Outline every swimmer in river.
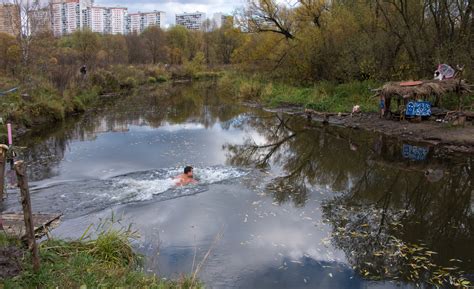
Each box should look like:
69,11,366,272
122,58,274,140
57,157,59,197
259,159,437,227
174,166,198,186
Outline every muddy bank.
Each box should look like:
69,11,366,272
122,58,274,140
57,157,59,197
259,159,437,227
247,102,474,154
335,113,474,153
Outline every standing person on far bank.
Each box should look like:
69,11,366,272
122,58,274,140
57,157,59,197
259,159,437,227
80,65,87,79
380,95,386,118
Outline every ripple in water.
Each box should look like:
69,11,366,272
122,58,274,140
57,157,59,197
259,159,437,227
111,166,249,202
7,166,249,219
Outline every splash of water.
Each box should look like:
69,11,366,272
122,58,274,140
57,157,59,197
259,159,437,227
112,166,248,202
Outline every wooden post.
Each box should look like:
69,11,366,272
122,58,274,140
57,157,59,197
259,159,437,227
0,144,8,201
14,161,40,272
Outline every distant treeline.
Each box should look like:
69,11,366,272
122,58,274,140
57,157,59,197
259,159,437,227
0,20,240,90
0,0,473,87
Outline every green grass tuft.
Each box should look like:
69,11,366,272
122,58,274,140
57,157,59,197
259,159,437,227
219,72,382,113
2,219,203,289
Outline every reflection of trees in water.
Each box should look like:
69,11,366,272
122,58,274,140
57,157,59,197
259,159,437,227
322,162,473,286
17,82,245,181
223,113,473,285
225,114,376,206
18,117,97,181
323,155,473,270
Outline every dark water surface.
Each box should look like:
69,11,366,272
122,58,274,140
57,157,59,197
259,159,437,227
3,82,473,288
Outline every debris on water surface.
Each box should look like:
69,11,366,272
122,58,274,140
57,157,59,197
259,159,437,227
291,260,302,264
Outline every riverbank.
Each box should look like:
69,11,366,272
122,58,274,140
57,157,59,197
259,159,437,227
0,225,201,288
307,110,474,153
219,73,474,153
0,65,165,141
0,64,223,142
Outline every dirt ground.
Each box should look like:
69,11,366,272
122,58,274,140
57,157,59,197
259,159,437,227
335,113,474,153
306,113,474,153
255,103,474,154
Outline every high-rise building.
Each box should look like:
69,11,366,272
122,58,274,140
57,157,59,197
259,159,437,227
176,12,206,30
106,7,127,34
50,0,91,36
127,13,141,34
0,3,20,36
28,8,52,35
87,6,105,33
84,6,127,34
126,11,165,34
142,11,166,30
48,0,166,36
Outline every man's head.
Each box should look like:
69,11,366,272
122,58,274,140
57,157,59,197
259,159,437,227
184,166,193,177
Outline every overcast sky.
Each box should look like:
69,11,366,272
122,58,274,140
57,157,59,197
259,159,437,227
94,0,245,26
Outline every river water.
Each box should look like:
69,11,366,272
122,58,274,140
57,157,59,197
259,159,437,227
2,82,473,288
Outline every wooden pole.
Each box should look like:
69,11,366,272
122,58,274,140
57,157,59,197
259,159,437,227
0,144,8,201
14,160,40,272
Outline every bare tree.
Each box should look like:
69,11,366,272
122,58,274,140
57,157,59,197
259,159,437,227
1,0,42,68
243,0,296,39
297,0,329,28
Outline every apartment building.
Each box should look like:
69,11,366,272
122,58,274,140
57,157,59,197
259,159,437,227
28,8,52,35
142,11,165,30
127,11,165,34
87,6,105,33
85,6,128,34
108,7,127,34
50,0,90,36
176,12,206,30
127,13,141,33
0,3,20,36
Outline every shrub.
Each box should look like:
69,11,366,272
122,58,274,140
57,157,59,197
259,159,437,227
91,70,120,93
155,75,168,83
121,77,138,89
239,81,264,100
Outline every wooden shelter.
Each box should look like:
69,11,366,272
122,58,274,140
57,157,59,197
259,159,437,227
373,78,472,116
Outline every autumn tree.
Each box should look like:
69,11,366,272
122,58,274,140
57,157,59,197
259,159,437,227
141,26,167,64
125,33,147,64
102,34,128,65
167,25,189,65
70,29,100,67
0,32,20,74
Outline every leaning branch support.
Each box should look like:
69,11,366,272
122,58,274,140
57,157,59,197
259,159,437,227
0,144,8,201
14,160,40,272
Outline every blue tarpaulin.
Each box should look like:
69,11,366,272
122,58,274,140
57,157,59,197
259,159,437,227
402,144,429,161
0,87,18,96
405,101,431,117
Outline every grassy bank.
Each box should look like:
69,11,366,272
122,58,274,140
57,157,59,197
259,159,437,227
217,73,381,112
0,63,227,143
218,72,474,113
0,64,171,142
0,225,202,289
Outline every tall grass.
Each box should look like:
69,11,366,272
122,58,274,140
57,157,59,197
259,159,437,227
2,217,203,289
218,72,381,112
